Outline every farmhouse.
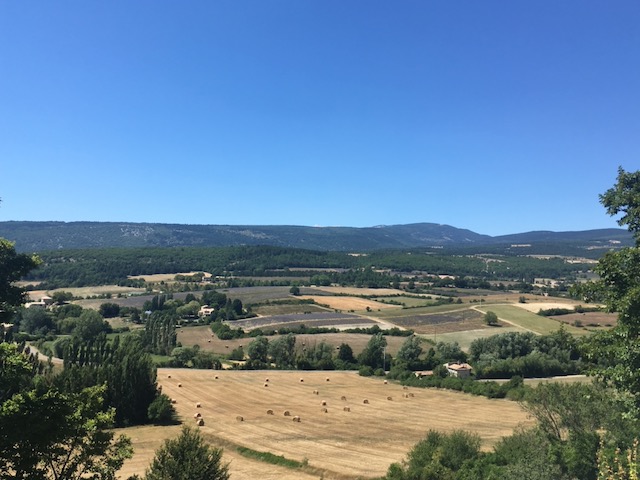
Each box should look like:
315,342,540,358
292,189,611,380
198,305,215,317
25,301,47,309
444,362,473,378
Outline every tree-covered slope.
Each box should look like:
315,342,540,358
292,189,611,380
0,221,631,252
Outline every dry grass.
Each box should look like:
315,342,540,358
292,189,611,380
128,272,210,282
512,300,586,313
311,286,406,296
300,295,399,312
28,285,146,301
117,369,532,479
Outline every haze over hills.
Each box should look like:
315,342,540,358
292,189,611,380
0,221,632,253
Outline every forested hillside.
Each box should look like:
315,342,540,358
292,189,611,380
0,220,631,252
25,245,595,288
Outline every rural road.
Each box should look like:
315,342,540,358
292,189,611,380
27,344,64,366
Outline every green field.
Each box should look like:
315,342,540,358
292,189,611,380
373,303,469,320
474,305,586,335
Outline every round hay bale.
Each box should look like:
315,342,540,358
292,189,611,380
264,383,269,387
236,415,244,422
321,407,328,413
403,386,409,390
403,393,409,398
167,375,171,379
196,402,201,408
283,410,291,416
177,383,182,388
363,399,369,404
299,378,304,383
196,418,205,426
325,377,330,382
312,389,318,395
214,375,219,380
387,396,393,401
292,415,301,422
409,393,415,397
321,400,327,406
171,398,177,404
265,378,269,382
340,396,347,401
267,409,274,415
383,380,388,384
343,406,350,412
208,339,211,343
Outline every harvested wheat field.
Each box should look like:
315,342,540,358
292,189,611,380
131,369,532,479
300,295,399,311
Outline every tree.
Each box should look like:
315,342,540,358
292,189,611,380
99,302,121,318
56,335,159,427
72,309,111,341
51,290,74,304
581,168,640,414
395,335,423,370
0,238,40,323
0,382,132,480
145,426,229,480
337,342,355,364
0,342,40,402
386,429,481,480
18,306,55,335
600,167,640,240
483,310,499,326
147,393,177,425
268,333,296,368
358,333,387,370
246,336,269,368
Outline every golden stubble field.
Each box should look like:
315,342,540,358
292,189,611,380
119,369,532,479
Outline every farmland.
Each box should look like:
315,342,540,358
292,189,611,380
118,369,532,479
176,325,411,357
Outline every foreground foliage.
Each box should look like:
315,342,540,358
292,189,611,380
0,239,40,324
0,343,132,480
145,426,229,480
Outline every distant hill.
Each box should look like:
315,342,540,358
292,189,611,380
0,221,632,253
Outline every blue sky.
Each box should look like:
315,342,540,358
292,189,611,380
1,1,638,236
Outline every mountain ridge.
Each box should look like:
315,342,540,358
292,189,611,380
0,220,632,253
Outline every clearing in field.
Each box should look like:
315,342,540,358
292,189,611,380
121,369,531,479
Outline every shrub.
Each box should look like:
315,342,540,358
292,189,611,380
147,394,177,425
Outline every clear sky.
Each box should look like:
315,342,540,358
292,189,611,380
1,1,638,236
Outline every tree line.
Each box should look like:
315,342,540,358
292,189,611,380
23,244,594,289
